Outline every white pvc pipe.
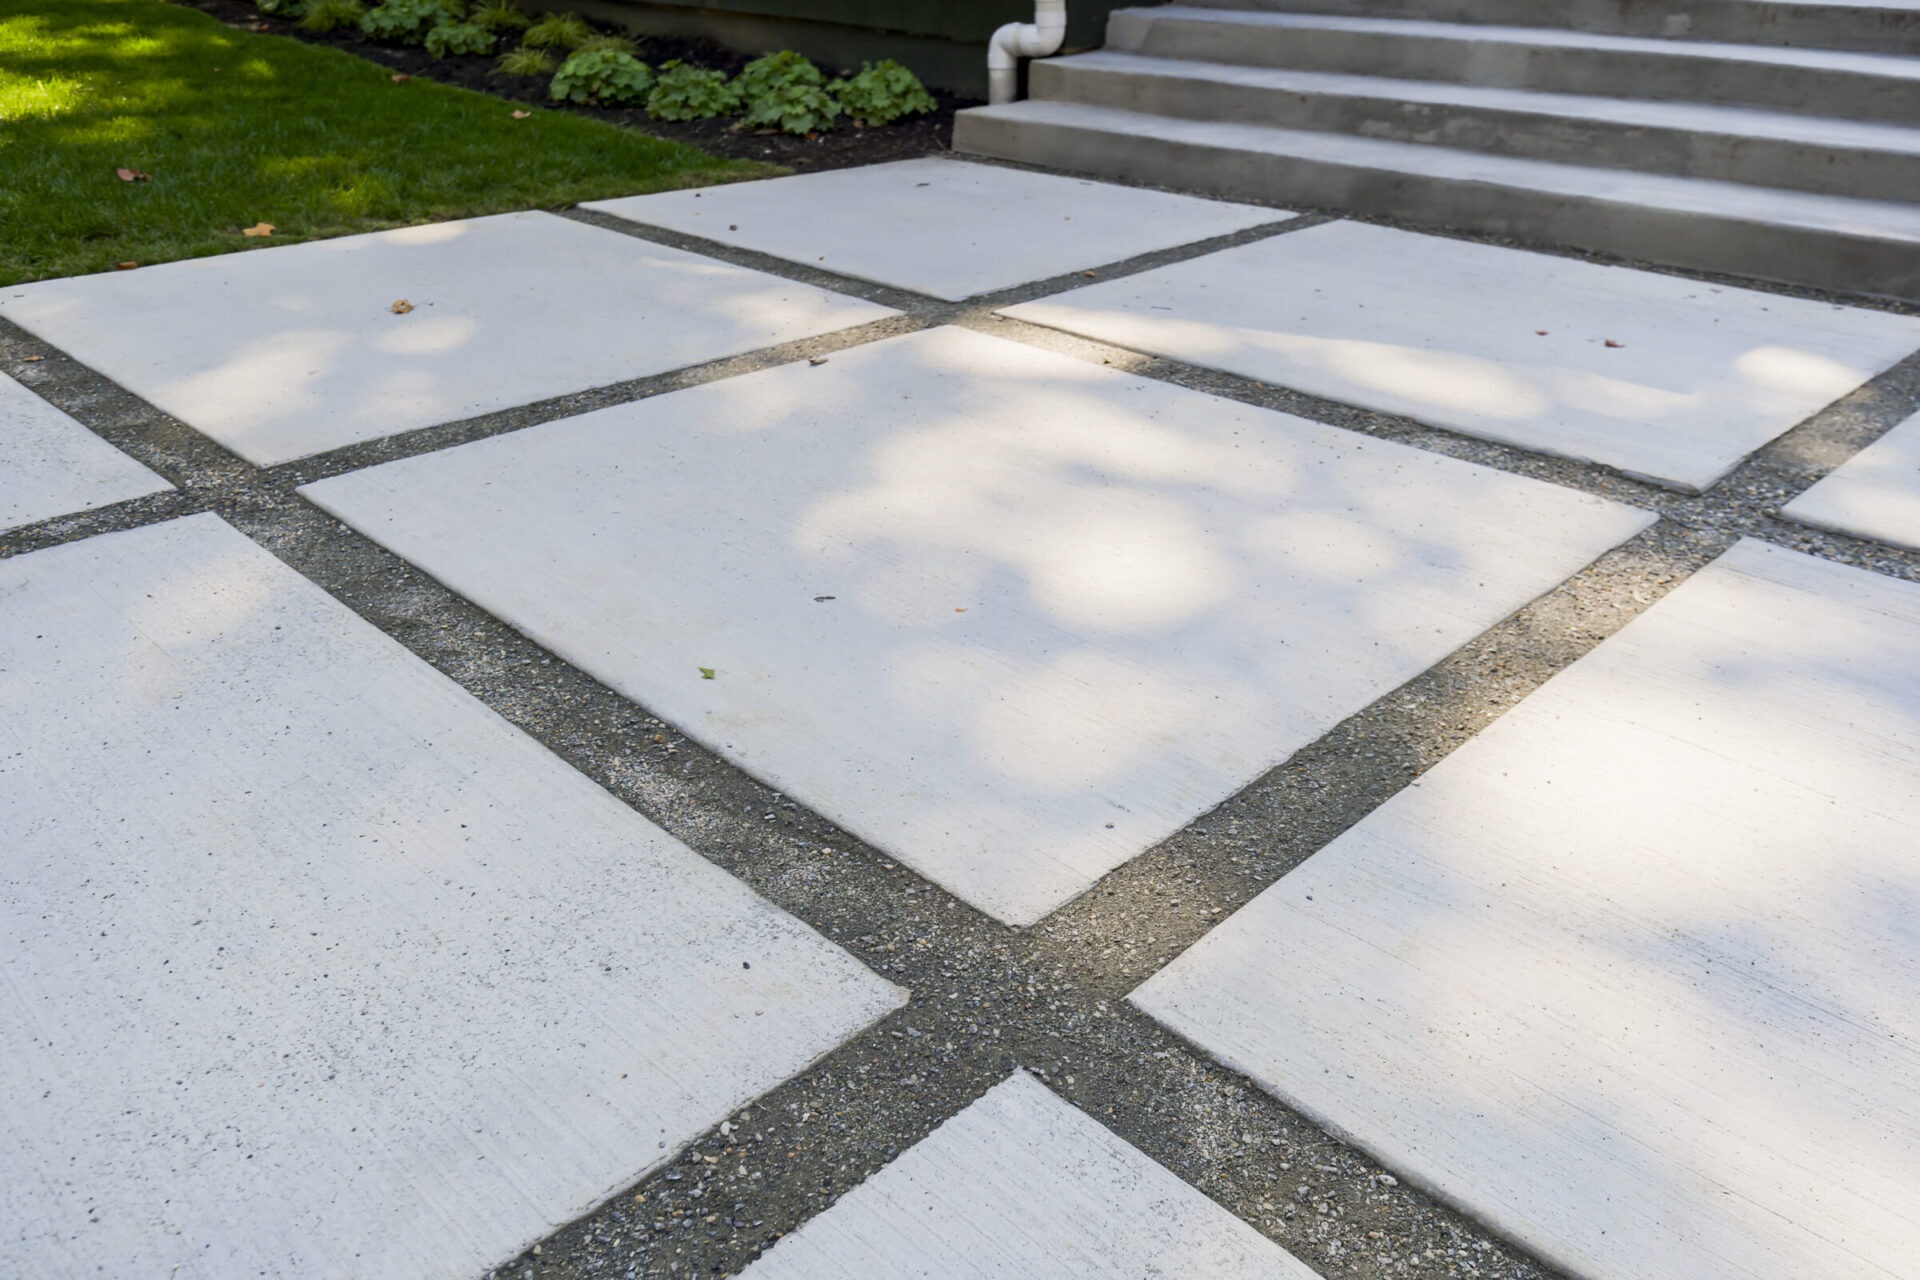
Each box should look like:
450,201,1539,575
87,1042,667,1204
987,0,1068,105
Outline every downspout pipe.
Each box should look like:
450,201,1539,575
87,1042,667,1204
987,0,1067,105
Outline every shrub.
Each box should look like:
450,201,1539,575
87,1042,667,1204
573,34,637,55
424,20,494,55
832,60,936,126
521,12,593,50
495,45,556,76
736,51,840,134
360,0,450,43
297,0,363,31
469,0,528,31
549,49,654,104
645,60,740,121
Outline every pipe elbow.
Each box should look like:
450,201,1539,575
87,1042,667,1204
987,2,1067,103
987,21,1026,72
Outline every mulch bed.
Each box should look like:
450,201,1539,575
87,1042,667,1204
178,0,980,172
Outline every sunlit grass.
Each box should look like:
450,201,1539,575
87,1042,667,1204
0,0,770,284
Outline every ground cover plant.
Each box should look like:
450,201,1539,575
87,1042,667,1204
242,0,944,139
0,0,763,284
550,48,653,105
645,60,741,121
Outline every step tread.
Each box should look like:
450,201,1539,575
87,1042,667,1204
1049,49,1920,154
959,99,1920,242
1125,4,1920,78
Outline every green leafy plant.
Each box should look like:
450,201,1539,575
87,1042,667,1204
549,49,654,104
573,33,637,55
735,50,822,99
297,0,363,31
256,0,308,16
424,20,494,55
736,51,839,134
360,0,450,43
644,60,741,121
469,0,528,31
521,11,593,49
739,81,840,134
832,59,936,126
494,45,556,76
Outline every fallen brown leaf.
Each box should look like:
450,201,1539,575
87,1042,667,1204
242,222,275,237
23,355,45,362
511,110,532,119
115,168,150,183
1535,329,1550,336
1605,339,1625,348
114,261,139,270
390,299,415,314
391,73,412,83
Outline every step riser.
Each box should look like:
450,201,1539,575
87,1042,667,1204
952,110,1920,303
1181,0,1920,57
1108,12,1920,124
1032,61,1920,203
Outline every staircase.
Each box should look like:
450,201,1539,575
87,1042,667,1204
952,1,1920,302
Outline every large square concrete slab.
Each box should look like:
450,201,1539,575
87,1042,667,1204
584,158,1285,301
1135,540,1920,1280
740,1072,1317,1280
302,326,1651,924
1,370,169,532
0,514,902,1279
0,212,894,467
1783,410,1920,553
1003,221,1920,491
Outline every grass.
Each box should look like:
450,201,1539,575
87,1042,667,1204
0,0,771,284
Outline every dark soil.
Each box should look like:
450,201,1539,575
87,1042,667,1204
178,0,979,172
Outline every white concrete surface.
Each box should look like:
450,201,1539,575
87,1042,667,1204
1783,410,1920,553
0,213,895,467
584,158,1285,301
302,326,1651,924
0,370,170,532
740,1072,1318,1280
1135,539,1920,1280
0,514,903,1280
1003,221,1920,490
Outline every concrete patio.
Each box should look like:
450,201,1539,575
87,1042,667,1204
3,156,1917,1280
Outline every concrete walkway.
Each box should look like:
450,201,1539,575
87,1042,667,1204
2,157,1917,1280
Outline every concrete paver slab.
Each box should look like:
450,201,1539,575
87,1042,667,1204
739,1072,1318,1280
584,158,1286,301
1783,410,1920,553
0,212,895,467
1002,221,1920,491
302,326,1652,924
1134,539,1920,1280
0,370,170,532
0,514,903,1280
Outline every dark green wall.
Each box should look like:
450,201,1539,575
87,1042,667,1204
557,0,1135,96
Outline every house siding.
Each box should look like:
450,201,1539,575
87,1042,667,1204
558,0,1134,95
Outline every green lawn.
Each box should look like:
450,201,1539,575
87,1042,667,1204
0,0,768,284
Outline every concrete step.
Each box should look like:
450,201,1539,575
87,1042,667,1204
1107,7,1920,123
952,100,1920,302
1033,52,1920,202
1184,0,1920,57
